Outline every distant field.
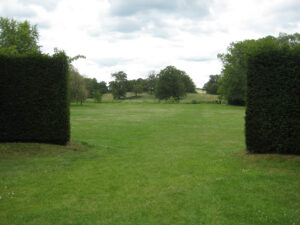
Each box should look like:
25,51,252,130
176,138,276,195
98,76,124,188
196,89,206,94
0,103,299,225
101,91,219,103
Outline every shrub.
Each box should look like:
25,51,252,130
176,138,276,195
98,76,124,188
246,41,300,154
0,52,70,145
94,90,102,103
166,96,179,104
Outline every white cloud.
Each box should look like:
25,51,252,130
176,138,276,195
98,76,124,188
1,0,300,87
0,0,36,18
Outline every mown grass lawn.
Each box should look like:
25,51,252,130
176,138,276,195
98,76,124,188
0,103,299,225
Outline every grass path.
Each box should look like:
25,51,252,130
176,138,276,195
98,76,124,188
0,103,299,225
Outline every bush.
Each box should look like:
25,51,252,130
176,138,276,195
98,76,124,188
0,52,70,145
246,41,300,154
166,96,179,104
94,90,102,103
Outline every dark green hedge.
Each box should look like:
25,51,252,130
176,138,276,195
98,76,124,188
246,43,300,154
0,53,70,145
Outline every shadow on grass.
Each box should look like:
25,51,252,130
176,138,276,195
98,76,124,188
236,150,300,172
0,142,91,158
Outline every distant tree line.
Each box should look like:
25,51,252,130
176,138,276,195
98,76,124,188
109,66,196,100
203,33,300,105
202,75,221,95
69,66,196,103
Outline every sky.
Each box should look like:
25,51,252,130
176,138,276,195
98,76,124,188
1,0,300,87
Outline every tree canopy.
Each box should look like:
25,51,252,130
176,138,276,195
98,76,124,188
203,75,221,95
217,32,300,105
69,67,88,104
155,66,186,101
0,17,40,54
110,71,128,99
146,72,158,94
180,71,196,93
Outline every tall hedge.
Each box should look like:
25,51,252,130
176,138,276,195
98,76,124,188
246,42,300,154
0,53,70,145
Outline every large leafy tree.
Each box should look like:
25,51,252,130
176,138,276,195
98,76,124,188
69,67,88,105
155,66,186,101
109,71,128,99
180,71,196,93
218,33,300,106
218,39,256,105
203,75,221,95
0,17,40,54
146,71,158,94
84,77,99,98
98,81,108,94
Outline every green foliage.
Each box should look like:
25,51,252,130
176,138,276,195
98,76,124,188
131,79,144,96
54,48,86,65
98,81,108,94
277,32,300,47
218,33,300,106
0,46,19,55
110,71,128,99
155,66,186,100
246,39,300,154
84,78,98,98
203,74,222,95
0,53,69,145
94,90,102,103
69,67,88,104
166,96,179,104
218,40,256,105
180,71,196,93
0,17,40,54
146,71,157,94
84,78,108,98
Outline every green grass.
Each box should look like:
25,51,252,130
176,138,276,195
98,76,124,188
0,103,299,225
101,91,219,103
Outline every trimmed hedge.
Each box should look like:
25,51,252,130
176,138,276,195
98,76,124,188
246,42,300,154
0,53,70,145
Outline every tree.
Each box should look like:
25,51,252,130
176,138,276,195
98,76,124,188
84,77,97,98
98,81,108,94
218,32,300,106
69,67,88,104
110,71,127,99
180,72,196,93
276,32,300,47
131,79,144,96
0,17,40,54
203,75,221,95
125,79,135,92
155,66,186,101
84,78,108,98
146,71,157,94
53,48,87,104
94,90,102,103
218,39,256,105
